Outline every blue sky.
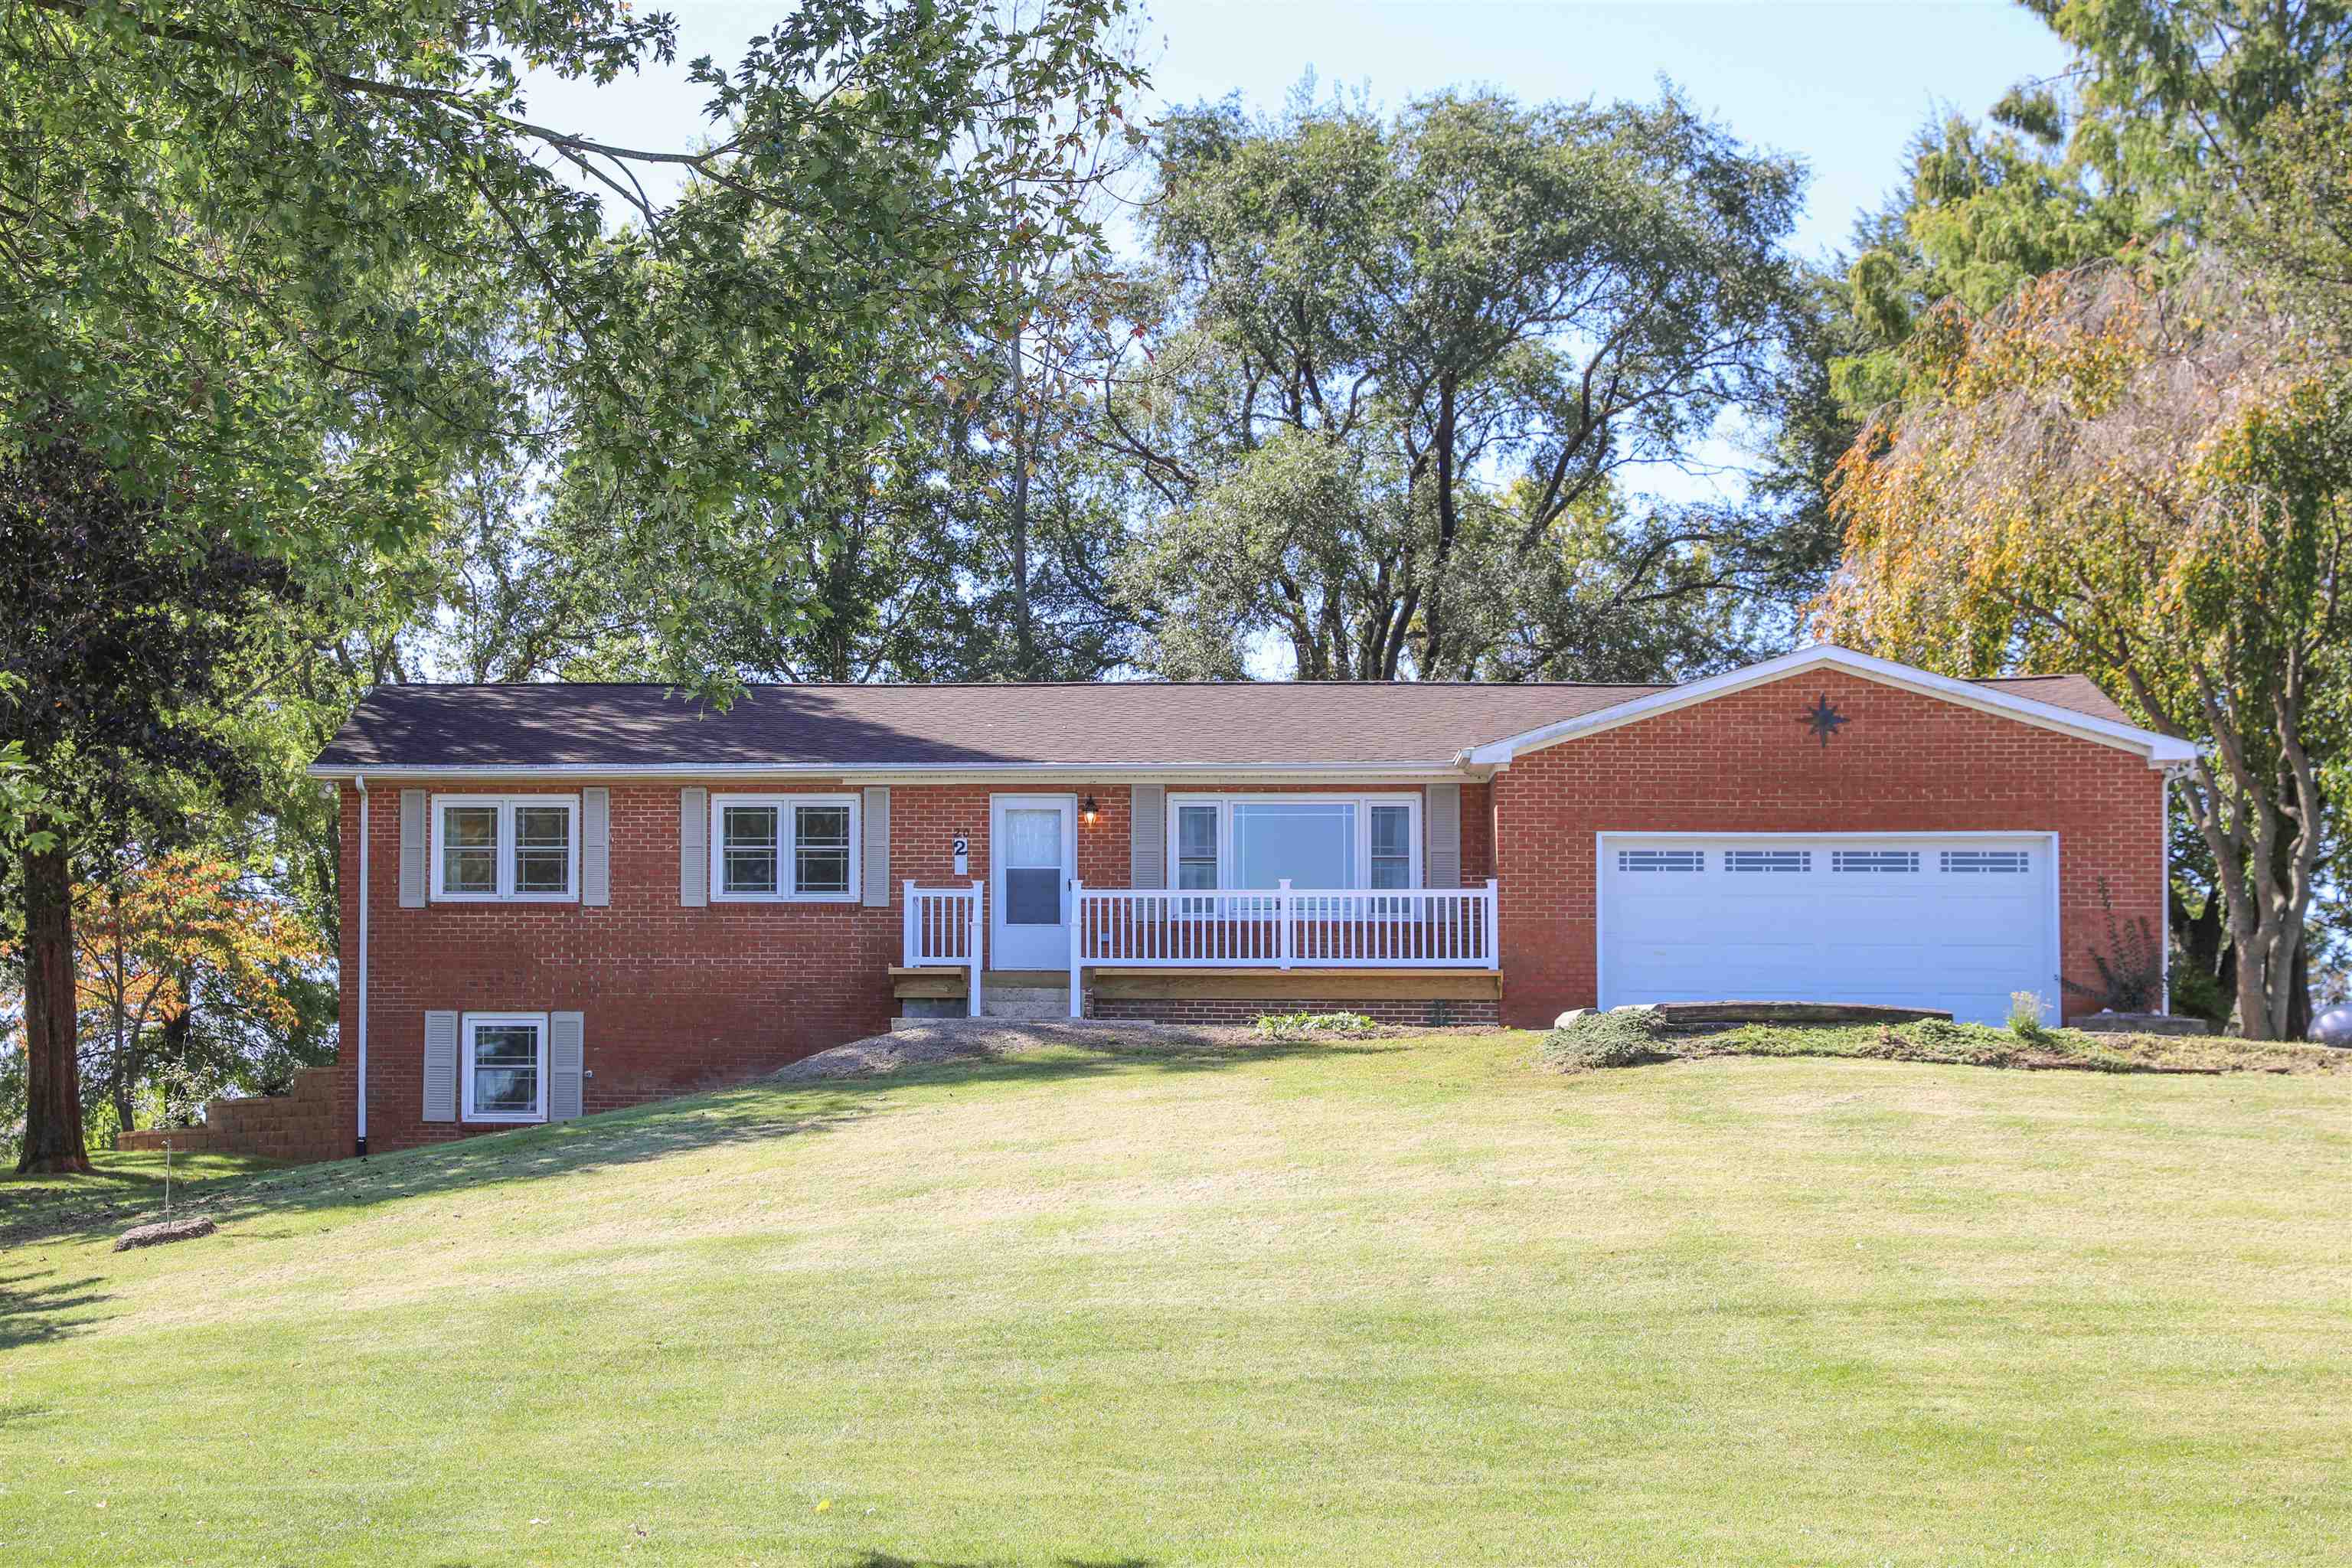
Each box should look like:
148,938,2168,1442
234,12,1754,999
524,0,2074,265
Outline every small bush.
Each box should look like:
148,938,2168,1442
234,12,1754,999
2063,876,2167,1014
1254,1011,1377,1038
1541,1008,1668,1071
2007,991,2051,1038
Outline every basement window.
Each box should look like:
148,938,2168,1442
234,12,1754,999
462,1012,547,1123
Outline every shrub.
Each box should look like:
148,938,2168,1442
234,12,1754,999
2062,876,2166,1014
1254,1011,1377,1038
1541,1008,1668,1071
2008,991,2051,1038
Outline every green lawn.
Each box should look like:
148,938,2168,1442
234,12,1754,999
3,1032,2347,1566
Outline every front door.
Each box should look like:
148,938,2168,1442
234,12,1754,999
990,795,1076,971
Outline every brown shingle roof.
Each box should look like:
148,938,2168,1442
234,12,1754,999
311,671,2135,773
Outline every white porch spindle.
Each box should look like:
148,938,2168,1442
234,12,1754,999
1069,882,1499,971
902,880,988,1014
1068,877,1085,1018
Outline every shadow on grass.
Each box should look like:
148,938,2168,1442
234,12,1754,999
0,1268,111,1350
845,1555,1155,1568
0,1035,1397,1262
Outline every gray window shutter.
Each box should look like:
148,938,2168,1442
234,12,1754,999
1131,784,1166,888
581,788,611,906
548,1011,585,1122
861,786,890,906
422,1010,459,1122
1426,783,1462,888
679,787,708,906
399,789,428,907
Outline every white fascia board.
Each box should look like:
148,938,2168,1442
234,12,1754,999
1465,645,2199,769
304,760,1479,785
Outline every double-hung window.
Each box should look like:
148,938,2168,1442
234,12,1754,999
431,795,579,901
710,794,860,902
1168,795,1420,911
462,1011,547,1122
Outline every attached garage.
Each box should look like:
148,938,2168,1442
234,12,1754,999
1596,833,2062,1026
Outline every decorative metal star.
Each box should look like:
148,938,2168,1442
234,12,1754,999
1799,692,1849,750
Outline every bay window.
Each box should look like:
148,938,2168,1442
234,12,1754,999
431,795,579,901
711,794,860,902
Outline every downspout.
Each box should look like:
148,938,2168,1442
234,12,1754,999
354,774,370,1158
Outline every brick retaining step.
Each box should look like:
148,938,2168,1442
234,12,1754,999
116,1063,342,1165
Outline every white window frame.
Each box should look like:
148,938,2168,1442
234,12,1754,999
1165,793,1423,892
708,792,862,903
430,794,580,903
461,1011,548,1123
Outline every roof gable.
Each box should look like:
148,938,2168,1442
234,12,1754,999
1462,646,2194,769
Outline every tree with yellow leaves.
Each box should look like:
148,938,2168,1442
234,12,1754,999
43,853,328,1140
1818,259,2349,1040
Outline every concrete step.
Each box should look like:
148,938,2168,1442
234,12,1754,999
982,982,1072,1021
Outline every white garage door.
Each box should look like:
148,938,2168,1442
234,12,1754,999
1598,835,2058,1026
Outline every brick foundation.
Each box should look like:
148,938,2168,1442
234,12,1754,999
1092,996,1500,1028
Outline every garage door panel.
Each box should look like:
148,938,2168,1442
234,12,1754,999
1598,835,2053,1027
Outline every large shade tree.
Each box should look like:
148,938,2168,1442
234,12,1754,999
1102,86,1814,681
0,0,1144,1166
1,423,300,1171
1818,261,2349,1040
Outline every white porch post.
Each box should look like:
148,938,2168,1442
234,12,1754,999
1278,878,1293,970
967,879,985,1018
1067,878,1085,1018
1484,877,1500,969
901,879,916,969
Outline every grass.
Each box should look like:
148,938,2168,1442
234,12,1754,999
2,1031,2348,1566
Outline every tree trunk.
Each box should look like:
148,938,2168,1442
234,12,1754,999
1007,336,1036,677
17,828,89,1174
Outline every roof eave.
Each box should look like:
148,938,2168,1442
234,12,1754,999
303,759,1484,783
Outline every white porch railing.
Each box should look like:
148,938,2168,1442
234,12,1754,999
1067,878,1498,1018
902,880,984,1018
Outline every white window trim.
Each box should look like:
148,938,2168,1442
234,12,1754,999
430,794,580,903
461,1011,548,1123
708,792,862,903
1165,792,1423,891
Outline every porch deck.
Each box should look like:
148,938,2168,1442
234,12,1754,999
900,880,1501,1018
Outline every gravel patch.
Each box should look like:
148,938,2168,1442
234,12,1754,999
773,1019,1292,1081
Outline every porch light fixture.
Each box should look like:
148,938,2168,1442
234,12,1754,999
1080,794,1099,825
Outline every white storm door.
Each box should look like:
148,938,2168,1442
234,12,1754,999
990,795,1076,970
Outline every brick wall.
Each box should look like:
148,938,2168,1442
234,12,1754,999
339,779,1148,1153
1489,668,2167,1029
335,776,1492,1154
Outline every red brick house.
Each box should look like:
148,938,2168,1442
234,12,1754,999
307,645,2192,1154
